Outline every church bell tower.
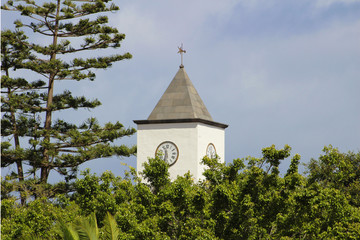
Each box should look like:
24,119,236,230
134,46,228,181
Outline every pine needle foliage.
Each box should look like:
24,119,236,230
1,0,136,201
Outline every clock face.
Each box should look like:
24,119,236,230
155,141,179,166
206,143,217,159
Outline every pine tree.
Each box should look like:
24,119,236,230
1,29,38,204
1,0,136,200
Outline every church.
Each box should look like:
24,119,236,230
134,46,228,181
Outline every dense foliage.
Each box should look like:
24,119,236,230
2,145,359,239
1,0,136,203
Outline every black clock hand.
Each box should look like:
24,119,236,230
165,150,168,162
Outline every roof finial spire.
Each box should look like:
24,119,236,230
177,43,186,68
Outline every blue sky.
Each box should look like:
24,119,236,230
2,0,360,180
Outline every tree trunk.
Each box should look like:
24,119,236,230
40,0,60,184
7,72,25,205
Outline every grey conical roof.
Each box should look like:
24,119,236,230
148,67,213,121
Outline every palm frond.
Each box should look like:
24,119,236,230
102,212,120,240
58,221,80,240
76,213,99,240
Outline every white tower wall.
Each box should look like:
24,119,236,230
137,122,225,181
197,123,225,180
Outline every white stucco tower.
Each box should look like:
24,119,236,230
134,64,228,181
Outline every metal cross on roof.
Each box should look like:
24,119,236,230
177,43,186,68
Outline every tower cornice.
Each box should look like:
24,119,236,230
134,118,228,129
